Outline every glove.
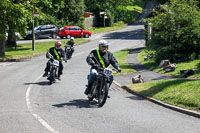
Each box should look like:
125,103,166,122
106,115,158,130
46,52,50,59
90,63,99,68
64,59,67,63
117,67,121,73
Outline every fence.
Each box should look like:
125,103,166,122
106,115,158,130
84,16,97,29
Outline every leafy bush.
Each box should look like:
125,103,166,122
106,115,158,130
146,0,200,62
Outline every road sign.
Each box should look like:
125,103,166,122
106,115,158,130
33,11,38,17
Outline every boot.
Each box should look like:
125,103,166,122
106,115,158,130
84,84,92,95
43,72,48,77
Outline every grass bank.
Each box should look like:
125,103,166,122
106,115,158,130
128,79,200,111
113,49,136,75
89,21,127,34
125,48,200,112
0,39,87,61
137,49,200,78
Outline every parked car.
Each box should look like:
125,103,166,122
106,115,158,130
57,26,92,39
23,25,58,40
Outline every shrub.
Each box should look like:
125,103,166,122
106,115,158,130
146,0,200,62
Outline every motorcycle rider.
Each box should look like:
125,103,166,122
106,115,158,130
43,40,67,80
66,37,75,58
84,40,121,95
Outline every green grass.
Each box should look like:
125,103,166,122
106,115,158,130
128,79,200,111
137,49,200,78
0,39,87,61
88,21,127,34
134,48,200,111
112,49,136,75
122,0,145,23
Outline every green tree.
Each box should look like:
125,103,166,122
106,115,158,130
84,0,132,26
0,0,60,56
57,0,85,28
146,0,200,62
0,0,32,56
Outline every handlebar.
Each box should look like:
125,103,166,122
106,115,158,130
46,50,67,63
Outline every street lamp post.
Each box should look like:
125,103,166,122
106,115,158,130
32,0,35,51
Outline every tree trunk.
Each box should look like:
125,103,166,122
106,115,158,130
0,29,6,57
6,31,16,47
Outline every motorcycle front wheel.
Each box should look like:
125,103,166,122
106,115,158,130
97,82,108,107
88,83,97,101
49,69,56,85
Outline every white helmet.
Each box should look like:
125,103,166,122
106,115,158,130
99,40,108,48
70,37,74,40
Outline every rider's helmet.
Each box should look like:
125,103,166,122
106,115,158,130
55,40,62,48
99,40,108,49
70,37,74,41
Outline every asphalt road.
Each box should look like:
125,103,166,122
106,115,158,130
1,2,200,133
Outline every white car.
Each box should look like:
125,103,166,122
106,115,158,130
6,32,21,40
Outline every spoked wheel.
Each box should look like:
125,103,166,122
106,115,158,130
65,50,70,60
49,69,56,85
88,83,97,101
97,83,108,107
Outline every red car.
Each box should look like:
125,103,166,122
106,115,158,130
57,26,92,39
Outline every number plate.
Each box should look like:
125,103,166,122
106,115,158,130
53,60,59,66
103,68,112,77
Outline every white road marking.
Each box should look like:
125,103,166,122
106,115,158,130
24,36,134,132
0,62,15,66
26,75,59,133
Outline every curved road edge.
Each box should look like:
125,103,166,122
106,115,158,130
113,80,200,119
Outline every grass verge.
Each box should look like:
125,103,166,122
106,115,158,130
112,49,136,75
137,49,200,78
88,21,127,34
0,39,87,61
125,48,200,112
128,79,200,111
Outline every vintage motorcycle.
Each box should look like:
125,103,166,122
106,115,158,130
64,44,73,59
87,66,115,107
45,51,60,85
47,57,59,85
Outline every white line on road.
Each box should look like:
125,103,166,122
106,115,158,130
0,62,15,66
24,37,131,133
26,75,59,133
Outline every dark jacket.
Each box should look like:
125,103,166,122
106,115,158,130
86,49,119,69
47,47,66,60
67,41,75,47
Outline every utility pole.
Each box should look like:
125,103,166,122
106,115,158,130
104,12,105,28
32,0,35,51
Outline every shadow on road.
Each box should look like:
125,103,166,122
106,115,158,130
24,81,50,86
127,47,145,54
102,28,145,40
52,99,98,108
126,96,144,100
